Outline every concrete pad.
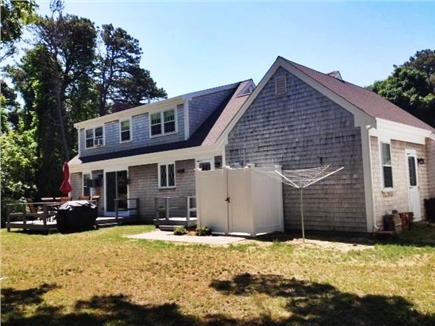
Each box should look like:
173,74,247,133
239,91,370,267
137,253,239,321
127,230,245,245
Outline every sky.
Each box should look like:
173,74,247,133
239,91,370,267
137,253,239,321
33,0,435,97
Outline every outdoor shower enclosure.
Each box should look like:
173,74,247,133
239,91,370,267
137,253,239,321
195,166,284,236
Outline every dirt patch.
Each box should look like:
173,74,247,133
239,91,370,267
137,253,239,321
286,238,373,252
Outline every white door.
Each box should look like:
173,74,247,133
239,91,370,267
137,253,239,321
405,150,421,221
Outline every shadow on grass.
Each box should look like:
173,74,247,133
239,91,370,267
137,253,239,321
210,273,435,325
3,276,434,325
255,223,435,248
1,284,196,326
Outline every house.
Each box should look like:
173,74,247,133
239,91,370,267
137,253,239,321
69,56,435,233
222,57,435,233
69,80,256,220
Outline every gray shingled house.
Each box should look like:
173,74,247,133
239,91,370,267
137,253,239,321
69,56,435,233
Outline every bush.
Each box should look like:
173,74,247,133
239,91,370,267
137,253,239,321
196,226,212,236
173,226,187,235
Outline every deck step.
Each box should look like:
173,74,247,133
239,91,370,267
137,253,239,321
158,225,178,231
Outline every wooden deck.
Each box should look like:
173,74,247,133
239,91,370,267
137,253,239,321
6,216,138,232
154,196,197,230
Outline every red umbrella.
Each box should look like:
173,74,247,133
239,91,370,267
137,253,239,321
59,161,72,195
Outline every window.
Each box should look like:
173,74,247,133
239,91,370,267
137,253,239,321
197,158,214,171
381,142,393,188
85,126,104,148
408,156,417,186
150,109,176,137
120,119,131,142
83,173,91,196
159,163,176,188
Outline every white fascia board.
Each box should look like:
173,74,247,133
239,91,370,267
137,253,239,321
216,57,376,147
74,97,184,130
369,118,433,145
69,144,224,173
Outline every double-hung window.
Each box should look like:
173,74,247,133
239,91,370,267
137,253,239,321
159,163,176,188
120,119,131,142
85,126,104,148
381,142,393,189
150,109,176,137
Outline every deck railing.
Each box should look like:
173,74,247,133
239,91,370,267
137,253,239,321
5,201,61,232
114,197,139,221
154,196,196,225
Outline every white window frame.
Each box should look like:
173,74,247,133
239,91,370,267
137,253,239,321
158,162,176,189
405,149,419,188
149,108,177,138
380,140,393,190
196,158,215,171
85,126,105,149
119,118,132,143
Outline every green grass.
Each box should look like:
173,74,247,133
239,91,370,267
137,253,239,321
1,224,434,325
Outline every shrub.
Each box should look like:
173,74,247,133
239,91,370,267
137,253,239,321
173,226,187,235
196,226,212,236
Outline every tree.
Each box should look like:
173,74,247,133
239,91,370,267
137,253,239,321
0,80,20,131
0,116,38,201
33,11,97,159
8,45,67,197
95,24,166,115
3,0,167,200
113,65,167,107
370,49,435,127
0,0,37,61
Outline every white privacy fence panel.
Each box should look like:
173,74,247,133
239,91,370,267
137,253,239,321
195,166,284,236
251,168,284,234
195,168,228,233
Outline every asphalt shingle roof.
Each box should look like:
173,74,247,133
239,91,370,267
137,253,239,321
283,57,434,132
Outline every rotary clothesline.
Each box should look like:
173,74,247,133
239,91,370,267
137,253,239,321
256,165,344,241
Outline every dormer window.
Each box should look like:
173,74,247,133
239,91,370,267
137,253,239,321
120,119,131,142
85,126,104,149
150,109,176,137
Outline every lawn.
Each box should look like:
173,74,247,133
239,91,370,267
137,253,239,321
1,224,435,325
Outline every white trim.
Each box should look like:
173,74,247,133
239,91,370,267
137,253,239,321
405,149,422,220
149,108,178,138
379,140,394,191
69,143,224,173
158,162,176,189
405,149,419,187
369,119,434,145
119,117,132,143
104,169,129,216
84,125,105,149
361,127,376,232
196,157,215,171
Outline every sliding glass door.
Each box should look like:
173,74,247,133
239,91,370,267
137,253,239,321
106,170,128,213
